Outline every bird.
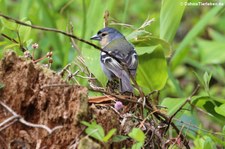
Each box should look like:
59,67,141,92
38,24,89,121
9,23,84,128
90,27,138,93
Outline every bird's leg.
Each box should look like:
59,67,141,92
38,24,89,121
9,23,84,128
106,78,120,94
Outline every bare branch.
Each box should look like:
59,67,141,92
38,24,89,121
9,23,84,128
41,84,74,89
1,33,27,52
162,85,200,147
0,117,18,131
0,101,62,134
169,85,200,123
68,23,82,57
0,115,19,128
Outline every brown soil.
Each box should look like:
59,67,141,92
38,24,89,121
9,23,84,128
0,51,91,148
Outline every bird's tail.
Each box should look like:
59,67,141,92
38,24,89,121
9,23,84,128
120,71,133,93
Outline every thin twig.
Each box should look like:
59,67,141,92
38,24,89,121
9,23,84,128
35,139,42,149
174,118,225,136
58,63,72,77
90,88,139,104
169,85,200,124
1,33,26,52
104,10,110,27
68,23,82,57
0,101,63,134
163,85,200,147
0,115,19,128
0,118,18,131
41,84,74,89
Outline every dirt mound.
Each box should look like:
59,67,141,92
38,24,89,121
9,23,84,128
0,51,88,148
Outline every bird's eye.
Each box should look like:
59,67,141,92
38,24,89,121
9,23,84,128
101,33,107,37
97,31,102,35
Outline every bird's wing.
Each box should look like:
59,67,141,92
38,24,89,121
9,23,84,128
101,48,138,78
100,51,123,77
122,49,138,76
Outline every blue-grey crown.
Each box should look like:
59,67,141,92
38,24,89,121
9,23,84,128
98,27,124,40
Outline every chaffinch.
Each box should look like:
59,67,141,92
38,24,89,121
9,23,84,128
91,27,138,93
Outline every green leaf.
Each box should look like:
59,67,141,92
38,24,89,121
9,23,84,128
112,135,129,142
192,95,225,107
18,21,31,43
0,18,18,30
81,121,92,127
223,125,225,134
192,96,225,122
189,59,225,84
81,121,105,142
4,43,20,50
160,0,187,43
207,133,225,146
203,136,216,149
203,72,211,94
128,128,145,143
194,71,211,95
168,68,184,97
103,128,117,142
131,142,143,149
127,30,151,41
160,97,186,116
85,127,104,142
82,48,108,86
136,45,168,93
195,136,216,149
135,46,156,55
215,104,225,117
168,145,180,149
131,37,171,56
208,29,225,42
171,6,223,69
193,71,205,89
0,83,4,89
19,0,33,19
197,39,225,64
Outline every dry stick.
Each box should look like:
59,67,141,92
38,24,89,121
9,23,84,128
1,33,27,52
89,88,139,104
41,84,73,89
0,115,19,128
103,10,110,28
16,31,24,52
0,13,190,148
0,101,63,134
58,63,72,76
174,118,225,136
68,23,82,57
167,85,200,128
163,85,200,146
0,116,18,131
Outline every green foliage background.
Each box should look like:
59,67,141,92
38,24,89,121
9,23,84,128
1,0,225,148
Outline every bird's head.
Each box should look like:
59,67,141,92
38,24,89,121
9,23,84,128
90,27,124,47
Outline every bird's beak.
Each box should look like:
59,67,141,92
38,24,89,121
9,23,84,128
90,34,101,41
